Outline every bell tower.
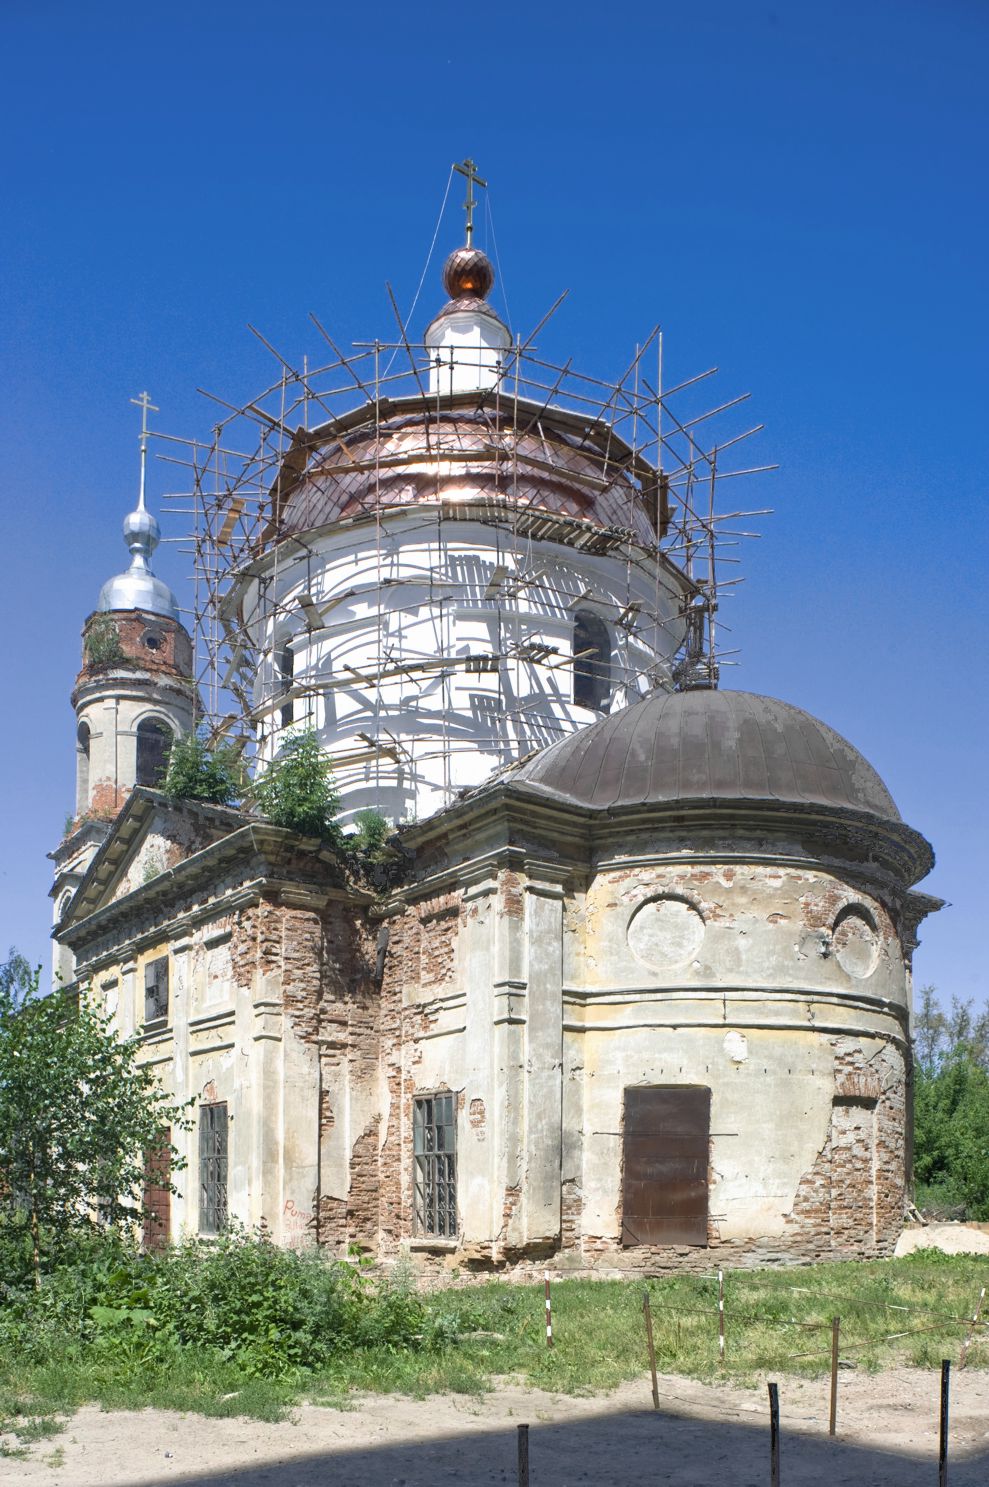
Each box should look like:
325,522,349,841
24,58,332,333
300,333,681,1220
50,394,195,983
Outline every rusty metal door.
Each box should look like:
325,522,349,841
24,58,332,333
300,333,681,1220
622,1086,710,1246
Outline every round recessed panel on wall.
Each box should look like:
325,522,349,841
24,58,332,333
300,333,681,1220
627,896,705,971
832,908,879,979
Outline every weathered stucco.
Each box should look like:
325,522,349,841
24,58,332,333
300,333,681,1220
54,758,934,1275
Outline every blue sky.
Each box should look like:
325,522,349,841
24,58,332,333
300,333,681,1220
1,0,985,1002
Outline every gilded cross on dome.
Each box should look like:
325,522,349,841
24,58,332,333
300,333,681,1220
129,390,159,510
454,158,487,247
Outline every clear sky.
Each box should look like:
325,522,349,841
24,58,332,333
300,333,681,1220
1,0,985,1004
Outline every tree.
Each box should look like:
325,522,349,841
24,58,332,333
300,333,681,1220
160,728,246,806
0,955,190,1284
252,729,342,842
913,984,989,1219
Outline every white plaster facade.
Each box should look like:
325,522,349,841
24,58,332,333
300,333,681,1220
241,510,685,825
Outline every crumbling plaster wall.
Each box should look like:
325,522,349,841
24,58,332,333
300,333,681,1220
559,843,910,1270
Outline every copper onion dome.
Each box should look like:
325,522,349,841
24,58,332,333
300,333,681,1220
442,246,495,300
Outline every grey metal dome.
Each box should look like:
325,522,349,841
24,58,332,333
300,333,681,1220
97,505,179,621
512,689,902,821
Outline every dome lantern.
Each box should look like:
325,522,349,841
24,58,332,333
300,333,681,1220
424,158,511,395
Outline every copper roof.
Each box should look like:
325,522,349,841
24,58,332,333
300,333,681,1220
268,396,666,546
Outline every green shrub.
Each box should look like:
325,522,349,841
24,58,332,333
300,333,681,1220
84,616,124,668
0,1229,428,1383
160,730,245,805
252,730,341,842
352,809,390,854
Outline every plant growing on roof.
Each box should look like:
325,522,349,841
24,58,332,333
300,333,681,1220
251,728,342,843
160,728,246,806
84,615,124,668
351,808,390,856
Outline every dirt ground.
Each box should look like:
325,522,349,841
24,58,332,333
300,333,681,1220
4,1366,989,1487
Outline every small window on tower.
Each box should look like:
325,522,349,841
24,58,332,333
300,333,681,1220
278,643,295,728
144,957,169,1025
76,721,91,809
136,718,173,787
142,630,163,652
573,610,611,711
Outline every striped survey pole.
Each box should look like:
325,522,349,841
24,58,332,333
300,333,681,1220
718,1269,725,1368
545,1270,553,1349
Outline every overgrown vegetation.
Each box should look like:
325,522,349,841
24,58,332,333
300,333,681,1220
0,1244,985,1441
351,807,390,855
0,953,189,1286
252,728,342,842
84,615,124,668
160,728,245,806
913,985,989,1219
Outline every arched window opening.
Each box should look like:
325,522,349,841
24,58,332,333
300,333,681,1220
278,643,295,728
136,718,173,788
76,720,91,813
573,610,611,712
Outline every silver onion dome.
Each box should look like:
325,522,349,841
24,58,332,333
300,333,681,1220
97,503,180,620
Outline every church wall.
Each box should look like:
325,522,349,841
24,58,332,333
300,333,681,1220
243,512,684,826
377,816,913,1277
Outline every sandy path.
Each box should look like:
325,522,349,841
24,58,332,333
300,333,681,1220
3,1367,988,1486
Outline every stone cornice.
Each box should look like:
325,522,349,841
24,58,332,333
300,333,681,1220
60,809,371,966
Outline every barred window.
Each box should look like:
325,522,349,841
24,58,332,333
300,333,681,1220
413,1093,457,1238
144,957,169,1024
199,1102,228,1235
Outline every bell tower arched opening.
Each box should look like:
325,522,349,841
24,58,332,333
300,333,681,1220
136,718,174,788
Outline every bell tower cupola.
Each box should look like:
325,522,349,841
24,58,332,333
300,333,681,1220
50,394,196,981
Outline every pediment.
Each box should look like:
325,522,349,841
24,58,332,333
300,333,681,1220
61,789,248,927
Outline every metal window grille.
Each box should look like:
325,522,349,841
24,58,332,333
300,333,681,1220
199,1102,228,1235
144,957,169,1024
413,1093,457,1237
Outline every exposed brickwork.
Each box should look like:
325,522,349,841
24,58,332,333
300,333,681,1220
78,611,193,685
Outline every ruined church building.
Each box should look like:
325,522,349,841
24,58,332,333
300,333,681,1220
51,174,938,1273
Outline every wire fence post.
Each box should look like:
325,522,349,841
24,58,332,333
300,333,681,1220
828,1316,839,1436
939,1359,950,1487
768,1381,780,1487
517,1422,530,1487
643,1290,660,1410
718,1268,725,1369
544,1270,553,1349
957,1285,985,1370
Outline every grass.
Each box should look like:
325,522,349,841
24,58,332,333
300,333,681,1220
0,1251,985,1442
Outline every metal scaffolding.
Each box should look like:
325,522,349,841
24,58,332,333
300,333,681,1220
154,209,775,795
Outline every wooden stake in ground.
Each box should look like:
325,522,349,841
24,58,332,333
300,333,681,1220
517,1423,530,1487
544,1271,553,1349
718,1268,725,1368
829,1316,840,1436
643,1291,660,1410
768,1381,780,1487
939,1359,950,1487
957,1285,985,1370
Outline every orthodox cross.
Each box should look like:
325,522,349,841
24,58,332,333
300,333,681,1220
130,390,159,510
454,158,486,247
